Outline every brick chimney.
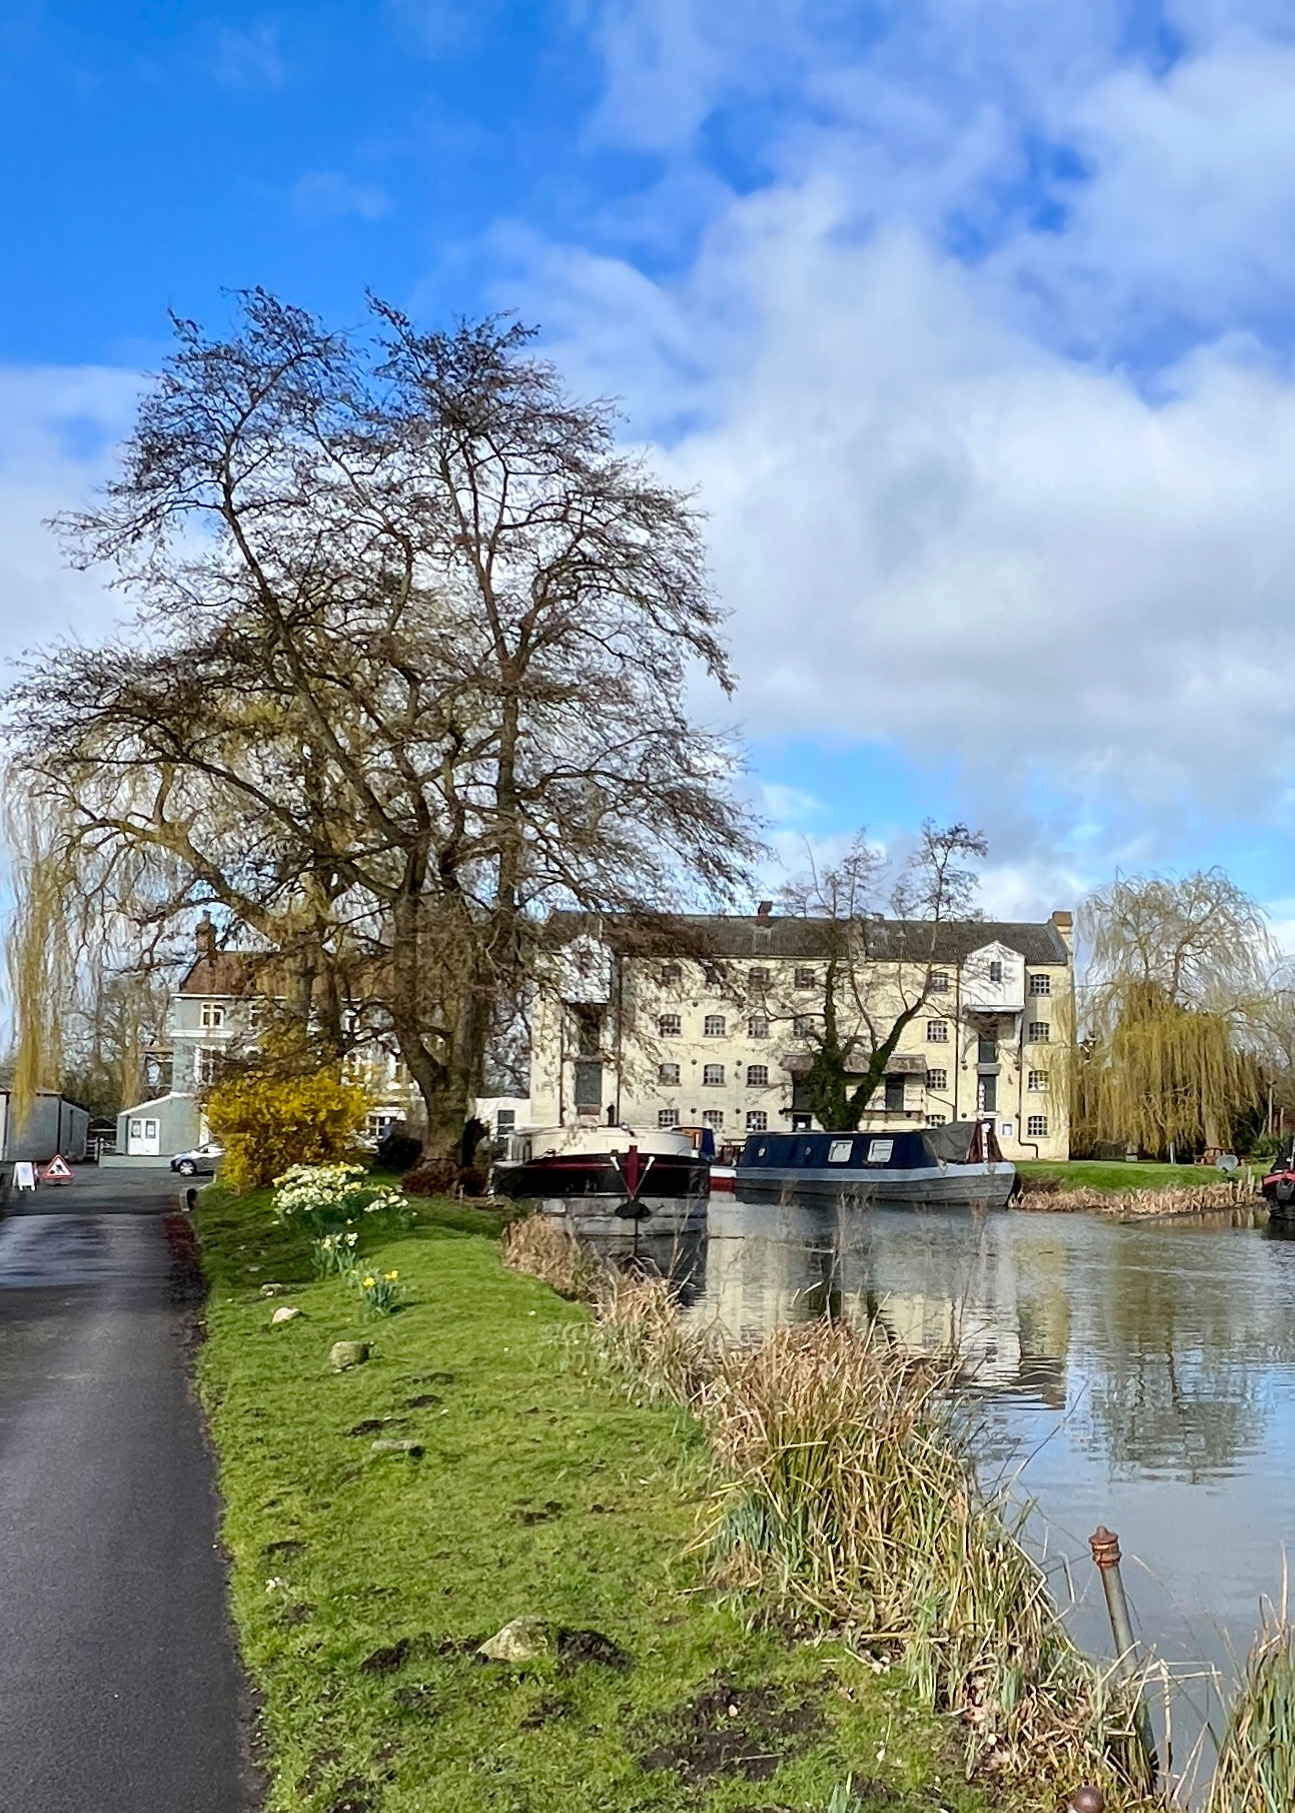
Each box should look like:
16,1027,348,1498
196,910,217,961
1050,909,1073,953
756,900,773,921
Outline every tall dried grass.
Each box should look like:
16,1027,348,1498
501,1213,610,1301
1208,1607,1295,1813
1019,1180,1257,1217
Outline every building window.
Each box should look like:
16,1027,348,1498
659,962,682,986
794,1015,816,1037
701,961,726,988
703,1014,726,1037
926,1114,947,1126
1028,1069,1047,1093
884,1075,906,1111
749,966,770,989
657,1013,682,1037
748,1015,769,1039
746,1064,769,1087
1026,1114,1049,1138
988,959,1004,983
929,970,950,993
794,966,816,989
746,1111,768,1132
658,1108,680,1129
702,1063,725,1086
926,1019,949,1043
1029,973,1051,996
658,1063,681,1085
196,1046,223,1086
926,1066,948,1091
200,1002,225,1029
703,1109,725,1129
1028,1021,1051,1043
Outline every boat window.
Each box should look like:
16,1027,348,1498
866,1139,894,1163
755,1143,768,1158
828,1140,854,1163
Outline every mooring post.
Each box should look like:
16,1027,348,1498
1089,1525,1158,1785
1089,1526,1137,1669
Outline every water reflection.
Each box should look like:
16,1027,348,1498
590,1193,1295,1782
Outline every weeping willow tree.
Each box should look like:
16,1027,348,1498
1074,871,1274,1155
4,788,182,1122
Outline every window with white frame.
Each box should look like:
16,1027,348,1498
929,970,950,993
926,1113,947,1126
747,1015,769,1039
746,1110,768,1132
701,961,726,988
196,1046,223,1086
1028,1069,1047,1092
926,1019,949,1043
703,1109,724,1129
794,966,816,989
746,1064,769,1087
1026,1113,1049,1138
658,1063,680,1086
703,1013,726,1037
658,1108,680,1128
702,1063,725,1086
748,966,770,989
1029,972,1051,996
794,1015,816,1036
988,959,1004,983
660,962,682,986
1028,1021,1051,1043
200,1002,225,1029
926,1066,948,1091
658,1013,682,1037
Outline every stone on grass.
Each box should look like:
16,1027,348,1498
329,1340,370,1372
478,1617,551,1663
259,1283,289,1298
270,1306,302,1326
371,1438,423,1456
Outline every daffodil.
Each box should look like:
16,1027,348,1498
385,1269,398,1280
362,1275,375,1289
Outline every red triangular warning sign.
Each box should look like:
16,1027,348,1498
43,1154,74,1182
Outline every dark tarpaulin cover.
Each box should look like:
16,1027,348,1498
922,1120,981,1164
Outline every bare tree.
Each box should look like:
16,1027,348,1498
3,295,758,1157
774,823,986,1130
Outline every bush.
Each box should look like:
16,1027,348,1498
401,1159,489,1198
376,1128,423,1172
205,1068,368,1192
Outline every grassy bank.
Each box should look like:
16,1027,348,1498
1017,1160,1245,1192
196,1187,1002,1813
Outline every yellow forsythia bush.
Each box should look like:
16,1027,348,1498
205,1068,369,1192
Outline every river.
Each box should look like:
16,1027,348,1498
627,1196,1295,1792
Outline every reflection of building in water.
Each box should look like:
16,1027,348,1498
688,1201,1070,1407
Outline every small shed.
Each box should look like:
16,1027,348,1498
115,1091,201,1160
0,1088,91,1162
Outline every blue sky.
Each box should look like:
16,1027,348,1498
5,1,1295,927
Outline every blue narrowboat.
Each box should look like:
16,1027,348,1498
736,1119,1015,1207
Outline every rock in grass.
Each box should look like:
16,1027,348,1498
371,1438,423,1457
270,1305,302,1326
329,1340,370,1371
259,1283,289,1297
478,1617,551,1663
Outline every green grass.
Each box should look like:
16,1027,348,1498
196,1188,1001,1813
1017,1159,1247,1192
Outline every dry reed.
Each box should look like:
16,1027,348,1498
1018,1180,1257,1217
1208,1607,1295,1813
501,1213,611,1301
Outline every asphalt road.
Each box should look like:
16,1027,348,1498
0,1170,259,1813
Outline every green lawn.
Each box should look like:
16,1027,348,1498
1017,1158,1254,1192
196,1188,998,1813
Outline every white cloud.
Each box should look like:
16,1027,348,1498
213,21,286,90
0,367,139,663
292,171,392,222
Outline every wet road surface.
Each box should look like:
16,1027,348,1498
0,1169,257,1813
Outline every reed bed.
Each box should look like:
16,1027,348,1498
584,1272,1156,1796
1207,1610,1295,1813
1018,1179,1257,1217
500,1211,611,1301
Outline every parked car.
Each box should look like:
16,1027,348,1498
170,1143,224,1176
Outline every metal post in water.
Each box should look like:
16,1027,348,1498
1089,1526,1137,1668
1089,1526,1158,1785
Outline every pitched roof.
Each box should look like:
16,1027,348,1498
548,911,1070,967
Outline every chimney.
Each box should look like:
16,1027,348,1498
196,910,217,961
756,900,773,921
1050,909,1073,953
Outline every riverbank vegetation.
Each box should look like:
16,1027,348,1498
196,1184,1020,1813
1016,1161,1260,1216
